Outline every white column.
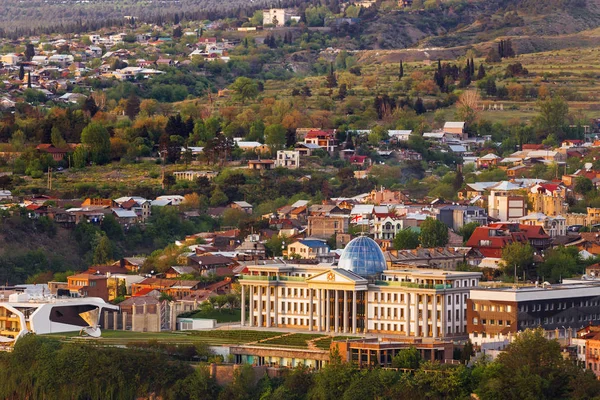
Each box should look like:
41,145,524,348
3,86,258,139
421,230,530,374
414,294,419,337
343,290,348,333
352,291,357,334
442,295,447,338
364,290,369,333
309,289,314,331
406,292,411,336
423,294,429,338
274,286,278,326
241,285,246,326
248,285,253,327
266,286,271,328
432,294,438,339
334,290,339,333
258,285,263,327
325,289,330,332
317,288,322,332
459,293,464,335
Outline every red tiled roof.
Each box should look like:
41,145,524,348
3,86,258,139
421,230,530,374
305,130,334,139
133,287,158,297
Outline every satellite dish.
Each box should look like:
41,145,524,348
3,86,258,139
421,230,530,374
79,308,101,338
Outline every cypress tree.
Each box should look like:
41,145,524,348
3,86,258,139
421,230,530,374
477,63,486,80
399,60,404,79
27,71,31,88
18,64,24,80
470,57,475,75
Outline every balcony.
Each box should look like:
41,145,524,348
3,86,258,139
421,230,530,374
240,275,277,281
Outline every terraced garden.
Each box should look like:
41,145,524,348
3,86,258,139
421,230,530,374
314,336,356,350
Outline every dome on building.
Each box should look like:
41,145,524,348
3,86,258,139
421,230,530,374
338,236,386,277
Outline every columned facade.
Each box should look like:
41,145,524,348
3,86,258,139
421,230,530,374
239,264,480,339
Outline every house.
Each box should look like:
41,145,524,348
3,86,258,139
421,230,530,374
117,198,151,222
487,181,529,221
349,155,371,168
36,143,75,162
443,121,466,138
58,93,87,104
248,159,274,170
165,266,199,279
187,254,237,276
385,247,466,270
304,130,337,153
367,188,410,205
66,273,109,301
514,213,566,237
230,201,253,214
117,257,146,273
156,58,174,66
0,190,12,201
295,143,321,156
275,150,300,169
476,153,501,169
111,208,138,225
287,239,330,259
466,222,551,257
528,183,568,216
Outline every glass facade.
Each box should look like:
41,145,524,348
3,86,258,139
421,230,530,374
338,236,387,277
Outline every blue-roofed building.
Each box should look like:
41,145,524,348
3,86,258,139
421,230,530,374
287,239,330,259
338,236,387,277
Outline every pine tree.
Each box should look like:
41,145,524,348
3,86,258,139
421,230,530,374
326,63,337,89
414,97,426,115
477,63,486,80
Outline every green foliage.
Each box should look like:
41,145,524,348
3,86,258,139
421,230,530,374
391,347,421,369
458,222,479,244
230,77,259,103
419,218,448,248
81,122,111,165
393,228,420,250
264,124,287,151
501,241,534,278
537,246,582,283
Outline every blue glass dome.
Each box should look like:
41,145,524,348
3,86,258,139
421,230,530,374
338,236,387,277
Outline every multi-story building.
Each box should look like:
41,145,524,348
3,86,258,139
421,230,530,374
467,283,600,346
514,213,566,237
307,215,349,239
287,239,330,259
263,8,291,26
466,222,551,258
275,150,301,169
529,183,568,216
240,237,481,339
436,205,488,231
304,130,337,154
67,273,109,301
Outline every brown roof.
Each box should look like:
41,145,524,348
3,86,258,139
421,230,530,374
188,254,235,266
136,278,176,287
120,296,161,306
68,273,107,280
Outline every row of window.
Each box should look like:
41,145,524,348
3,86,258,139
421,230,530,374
473,304,513,312
519,300,600,313
472,318,512,327
521,313,600,326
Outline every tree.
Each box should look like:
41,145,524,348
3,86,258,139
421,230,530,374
92,233,113,264
534,96,568,140
125,94,141,120
391,347,421,369
575,176,594,195
337,83,347,100
81,122,110,165
414,97,426,115
458,222,479,244
265,124,287,151
476,63,486,80
537,246,580,283
501,241,534,279
419,218,448,248
209,186,228,207
18,64,24,80
25,43,35,61
399,60,404,79
326,63,337,89
82,96,98,117
393,229,420,250
50,126,67,148
230,77,258,104
27,71,31,88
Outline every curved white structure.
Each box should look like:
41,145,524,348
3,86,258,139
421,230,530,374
0,294,118,347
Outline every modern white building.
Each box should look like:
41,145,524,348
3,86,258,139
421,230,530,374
240,237,481,339
275,150,300,169
263,8,292,26
0,293,118,347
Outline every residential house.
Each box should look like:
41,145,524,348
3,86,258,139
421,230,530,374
187,254,237,276
66,273,109,301
304,130,337,153
275,150,300,169
443,122,466,139
165,266,198,279
367,188,410,205
466,222,550,257
515,213,567,238
111,208,138,225
349,155,371,169
287,239,330,259
476,153,501,169
230,201,253,214
248,159,274,170
487,181,528,221
36,143,75,162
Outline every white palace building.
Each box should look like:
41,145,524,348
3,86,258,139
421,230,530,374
240,237,481,339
